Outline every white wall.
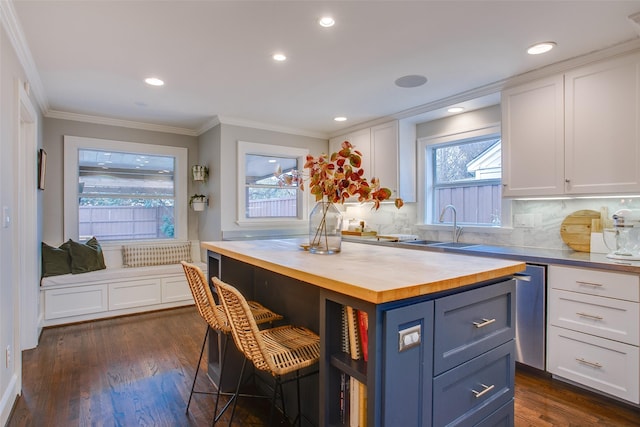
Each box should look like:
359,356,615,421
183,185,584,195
0,17,42,425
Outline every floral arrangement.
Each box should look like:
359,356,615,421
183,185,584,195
278,140,404,210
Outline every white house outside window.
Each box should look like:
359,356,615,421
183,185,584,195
64,136,188,242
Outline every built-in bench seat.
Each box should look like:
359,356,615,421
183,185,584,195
40,241,203,326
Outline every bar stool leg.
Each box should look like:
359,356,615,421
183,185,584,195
212,333,229,423
222,356,248,427
186,325,209,414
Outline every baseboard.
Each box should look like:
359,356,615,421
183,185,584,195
0,373,19,426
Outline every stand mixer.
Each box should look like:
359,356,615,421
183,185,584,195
605,208,640,261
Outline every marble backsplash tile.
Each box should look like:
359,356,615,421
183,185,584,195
341,197,640,250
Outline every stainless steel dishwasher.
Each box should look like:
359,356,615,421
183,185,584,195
514,264,546,370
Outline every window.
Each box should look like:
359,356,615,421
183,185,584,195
422,126,502,226
237,141,308,224
64,136,188,242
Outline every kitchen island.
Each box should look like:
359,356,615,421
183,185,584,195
202,239,525,426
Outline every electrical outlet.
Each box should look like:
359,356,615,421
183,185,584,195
5,345,10,368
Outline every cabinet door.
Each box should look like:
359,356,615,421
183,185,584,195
434,279,515,375
329,128,371,174
502,75,565,197
383,300,433,427
547,326,639,404
549,288,639,346
433,341,514,427
370,121,399,197
565,53,640,194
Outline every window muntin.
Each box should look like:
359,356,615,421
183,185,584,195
237,141,308,224
430,135,502,226
64,136,187,242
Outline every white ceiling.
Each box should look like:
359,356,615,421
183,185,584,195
10,0,640,138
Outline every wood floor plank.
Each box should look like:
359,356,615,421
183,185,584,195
7,307,639,426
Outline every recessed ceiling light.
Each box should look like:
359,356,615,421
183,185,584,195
319,16,335,27
447,107,465,113
273,53,287,61
334,116,347,122
394,74,427,88
144,77,164,86
527,41,556,55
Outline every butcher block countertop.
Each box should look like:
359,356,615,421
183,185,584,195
201,238,526,304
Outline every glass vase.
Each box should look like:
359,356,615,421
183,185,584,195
309,199,343,254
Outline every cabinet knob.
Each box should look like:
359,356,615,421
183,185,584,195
565,179,571,183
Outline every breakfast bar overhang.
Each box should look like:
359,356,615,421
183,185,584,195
202,239,526,426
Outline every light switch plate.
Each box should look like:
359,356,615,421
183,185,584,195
2,207,9,228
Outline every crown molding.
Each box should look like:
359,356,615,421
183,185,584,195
195,116,221,136
45,110,199,136
0,0,48,113
330,37,640,138
215,115,329,139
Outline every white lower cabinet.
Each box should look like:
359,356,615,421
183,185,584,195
161,276,192,303
547,265,640,404
548,326,639,403
109,279,162,310
42,269,196,326
44,284,108,320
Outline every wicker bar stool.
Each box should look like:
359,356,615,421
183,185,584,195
180,262,283,425
213,276,320,427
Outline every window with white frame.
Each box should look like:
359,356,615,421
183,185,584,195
423,127,502,226
237,141,308,224
64,136,188,242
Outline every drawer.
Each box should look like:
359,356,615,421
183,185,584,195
44,284,108,319
161,276,193,303
547,326,639,404
433,341,515,427
109,278,162,310
549,288,639,345
474,400,514,427
549,265,639,301
434,279,515,374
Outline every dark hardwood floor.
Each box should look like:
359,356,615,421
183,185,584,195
6,307,639,426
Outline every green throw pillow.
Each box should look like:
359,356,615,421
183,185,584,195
69,237,107,274
41,241,72,277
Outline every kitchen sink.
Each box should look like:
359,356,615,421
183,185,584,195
397,240,478,249
428,241,478,249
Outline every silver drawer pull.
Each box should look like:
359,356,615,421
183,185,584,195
472,318,496,328
576,357,602,368
575,281,603,287
471,383,495,398
576,312,603,320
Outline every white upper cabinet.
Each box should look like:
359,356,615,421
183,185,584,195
329,120,416,202
502,51,640,197
370,121,400,198
502,75,565,197
565,53,640,194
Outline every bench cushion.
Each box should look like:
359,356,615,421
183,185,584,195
41,261,207,287
122,242,192,267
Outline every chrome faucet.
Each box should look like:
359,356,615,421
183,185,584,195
439,204,463,242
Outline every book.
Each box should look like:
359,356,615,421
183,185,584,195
345,306,361,360
357,310,369,362
341,305,351,355
358,380,367,427
349,376,359,427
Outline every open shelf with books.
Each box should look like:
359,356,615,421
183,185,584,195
322,294,375,427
